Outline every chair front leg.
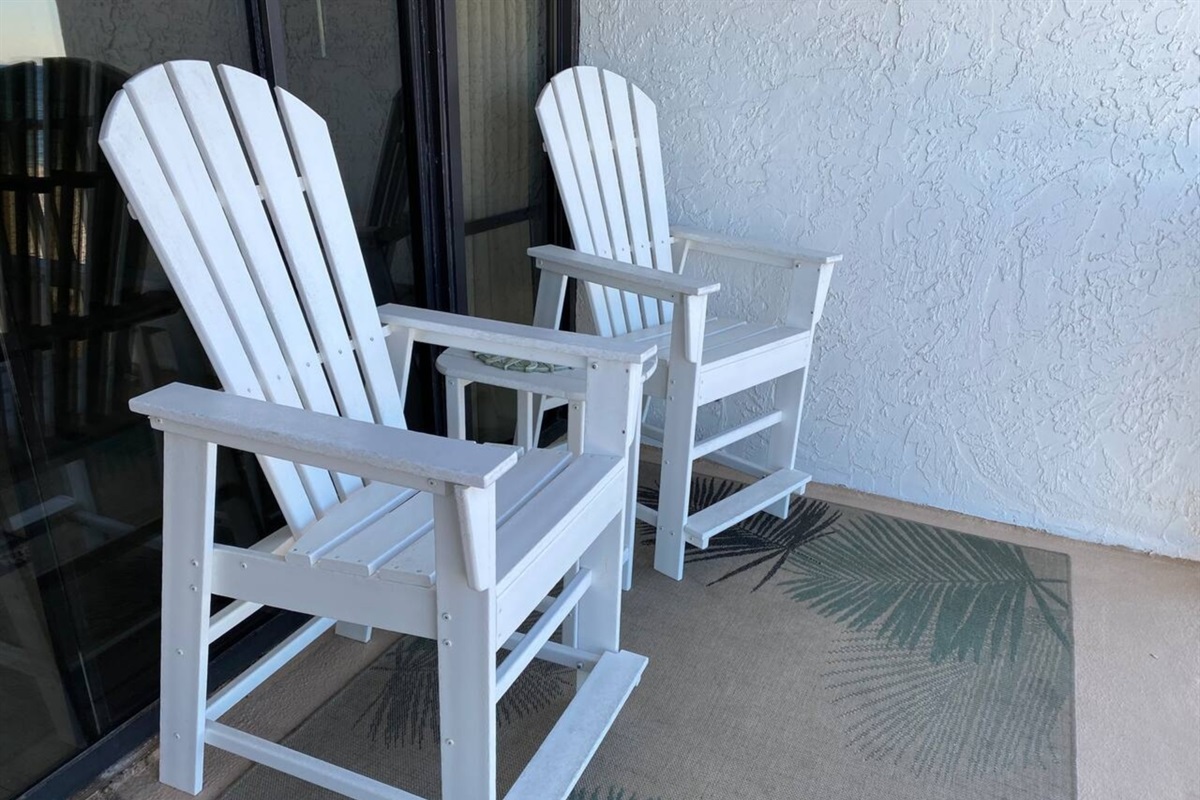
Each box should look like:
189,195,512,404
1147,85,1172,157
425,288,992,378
158,434,217,795
433,492,497,800
653,361,700,580
653,298,706,580
573,507,625,690
515,390,538,451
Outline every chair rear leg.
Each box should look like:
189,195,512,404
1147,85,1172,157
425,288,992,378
654,366,700,580
334,621,372,642
159,435,216,794
763,366,809,519
574,512,624,686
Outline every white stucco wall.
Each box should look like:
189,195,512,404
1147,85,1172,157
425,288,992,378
581,0,1200,559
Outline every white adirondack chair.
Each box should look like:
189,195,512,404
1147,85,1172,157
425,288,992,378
98,61,655,800
439,66,841,581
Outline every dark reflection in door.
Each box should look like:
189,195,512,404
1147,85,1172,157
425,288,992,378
0,3,286,794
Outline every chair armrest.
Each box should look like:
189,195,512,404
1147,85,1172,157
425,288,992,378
130,383,519,493
528,244,720,301
378,304,656,370
671,226,842,268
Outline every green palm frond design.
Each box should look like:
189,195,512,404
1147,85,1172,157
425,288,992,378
781,513,1071,663
356,635,573,749
690,497,842,590
568,787,662,800
498,658,573,726
823,614,1072,778
356,637,439,748
638,478,841,590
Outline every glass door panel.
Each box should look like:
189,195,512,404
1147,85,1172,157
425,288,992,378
456,0,550,442
279,0,416,306
0,3,267,795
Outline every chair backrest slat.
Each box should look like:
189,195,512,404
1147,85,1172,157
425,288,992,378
100,90,318,531
628,82,674,325
536,85,613,337
100,62,409,532
217,67,378,430
123,65,345,517
601,70,661,329
164,62,362,500
573,68,643,333
536,67,676,335
276,90,404,429
545,70,627,335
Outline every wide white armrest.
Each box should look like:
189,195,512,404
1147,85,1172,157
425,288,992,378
671,225,842,268
130,383,519,492
378,304,655,370
529,244,720,301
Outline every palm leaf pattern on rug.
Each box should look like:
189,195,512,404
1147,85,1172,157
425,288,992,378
355,635,572,748
781,513,1071,662
822,614,1072,778
637,478,841,590
568,788,662,800
782,512,1073,779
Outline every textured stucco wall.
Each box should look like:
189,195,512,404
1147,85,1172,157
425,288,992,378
581,0,1200,558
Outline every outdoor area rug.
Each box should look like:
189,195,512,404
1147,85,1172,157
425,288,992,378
221,471,1076,800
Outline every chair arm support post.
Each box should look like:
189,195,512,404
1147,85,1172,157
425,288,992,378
784,261,837,330
678,294,709,364
583,356,645,460
452,483,497,591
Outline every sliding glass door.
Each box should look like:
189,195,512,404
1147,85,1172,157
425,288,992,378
0,0,574,795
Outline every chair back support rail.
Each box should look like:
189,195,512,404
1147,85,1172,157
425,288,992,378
100,60,651,800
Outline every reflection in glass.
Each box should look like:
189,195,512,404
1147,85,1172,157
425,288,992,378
0,2,262,795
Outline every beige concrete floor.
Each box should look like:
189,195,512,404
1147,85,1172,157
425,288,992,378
78,462,1200,800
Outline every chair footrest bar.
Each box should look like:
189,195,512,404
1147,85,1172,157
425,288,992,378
684,468,812,548
504,650,648,800
205,721,422,800
634,503,657,526
499,636,602,672
496,568,592,698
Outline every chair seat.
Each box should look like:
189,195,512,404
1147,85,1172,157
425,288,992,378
623,317,812,403
283,448,623,595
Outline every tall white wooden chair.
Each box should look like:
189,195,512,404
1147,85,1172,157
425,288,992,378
98,61,654,800
439,66,841,581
